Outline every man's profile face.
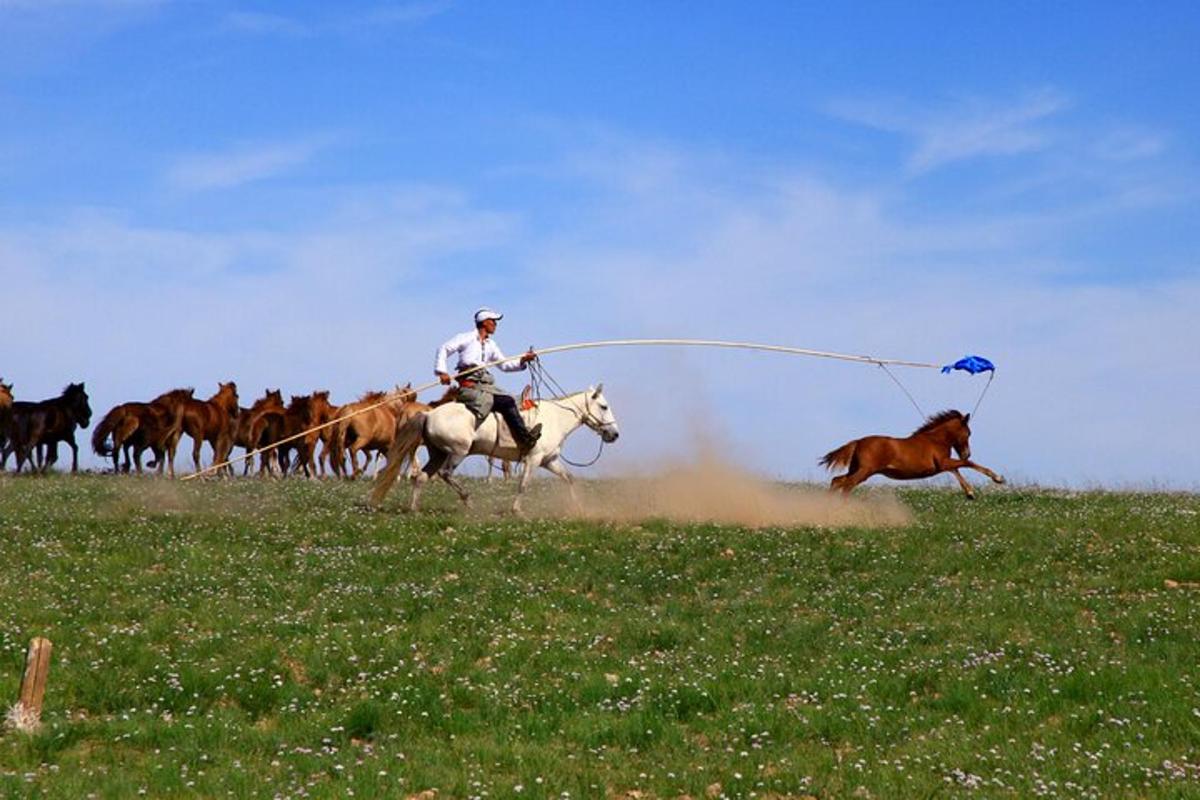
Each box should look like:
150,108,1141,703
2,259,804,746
479,318,498,335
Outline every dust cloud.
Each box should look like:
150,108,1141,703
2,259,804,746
536,450,911,529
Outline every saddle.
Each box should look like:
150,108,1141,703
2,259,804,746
520,385,536,411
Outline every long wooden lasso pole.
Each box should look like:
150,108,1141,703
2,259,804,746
182,338,942,480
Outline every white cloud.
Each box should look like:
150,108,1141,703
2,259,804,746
166,138,331,192
830,89,1068,173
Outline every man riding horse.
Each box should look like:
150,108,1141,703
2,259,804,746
435,308,542,453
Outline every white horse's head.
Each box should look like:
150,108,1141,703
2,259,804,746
583,384,620,443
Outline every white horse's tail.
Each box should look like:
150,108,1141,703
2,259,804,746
370,411,426,506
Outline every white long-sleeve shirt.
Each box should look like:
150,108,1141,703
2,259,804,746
434,331,527,378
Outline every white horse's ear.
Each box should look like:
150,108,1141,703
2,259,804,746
592,383,603,398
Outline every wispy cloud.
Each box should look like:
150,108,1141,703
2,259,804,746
166,137,331,192
0,0,161,8
830,89,1068,174
222,11,310,38
220,2,452,39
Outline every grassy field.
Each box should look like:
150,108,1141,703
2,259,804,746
0,475,1198,799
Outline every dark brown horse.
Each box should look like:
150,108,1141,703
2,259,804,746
275,394,320,478
5,382,92,474
181,381,240,475
820,410,1004,499
92,388,193,476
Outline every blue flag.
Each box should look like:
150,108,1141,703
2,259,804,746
942,355,995,375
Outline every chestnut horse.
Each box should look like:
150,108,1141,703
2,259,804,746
820,410,1004,499
92,388,194,476
328,386,414,479
307,391,340,477
5,382,92,474
181,382,240,474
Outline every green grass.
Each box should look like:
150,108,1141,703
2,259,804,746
1,475,1199,798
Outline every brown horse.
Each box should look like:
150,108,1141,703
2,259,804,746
820,410,1005,499
181,382,240,475
5,382,92,474
0,379,13,469
244,390,287,476
328,386,415,479
275,394,320,478
92,388,194,476
308,391,341,477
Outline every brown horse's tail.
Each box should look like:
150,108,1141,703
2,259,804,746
370,412,426,506
327,415,351,477
819,439,858,471
92,407,127,457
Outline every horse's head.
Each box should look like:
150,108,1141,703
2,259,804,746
66,382,92,427
218,381,239,409
583,383,620,443
951,412,971,459
0,380,12,406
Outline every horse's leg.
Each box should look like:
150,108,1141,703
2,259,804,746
541,456,580,511
410,448,448,512
438,454,471,507
960,459,1005,485
68,434,80,473
946,467,976,499
511,455,539,515
43,443,58,473
831,465,872,495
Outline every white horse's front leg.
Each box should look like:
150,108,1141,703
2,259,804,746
541,456,580,511
511,455,537,515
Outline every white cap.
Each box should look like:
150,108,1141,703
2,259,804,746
474,307,503,325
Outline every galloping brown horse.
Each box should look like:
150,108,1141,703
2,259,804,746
328,386,414,479
820,410,1004,499
5,383,92,474
307,391,340,477
181,382,240,474
92,388,193,476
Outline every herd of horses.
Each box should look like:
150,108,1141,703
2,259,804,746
0,379,459,480
0,377,1004,501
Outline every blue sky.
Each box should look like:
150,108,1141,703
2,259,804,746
2,1,1198,486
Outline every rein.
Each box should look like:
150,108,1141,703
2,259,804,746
528,359,608,468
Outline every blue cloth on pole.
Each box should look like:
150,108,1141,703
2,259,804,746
942,355,995,375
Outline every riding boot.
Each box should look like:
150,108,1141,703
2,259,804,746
494,397,542,452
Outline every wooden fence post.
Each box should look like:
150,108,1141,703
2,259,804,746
8,637,52,732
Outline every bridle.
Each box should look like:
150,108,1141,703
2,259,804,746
528,359,614,467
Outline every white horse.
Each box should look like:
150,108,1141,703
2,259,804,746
370,384,620,514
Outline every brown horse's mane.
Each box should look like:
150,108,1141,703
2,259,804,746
153,387,194,401
912,409,966,436
356,390,387,403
